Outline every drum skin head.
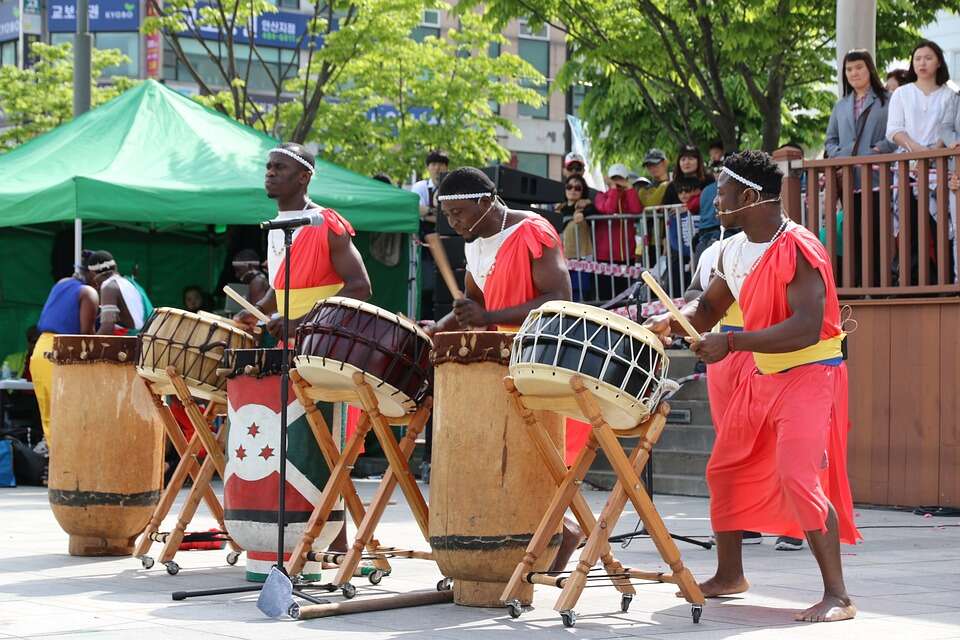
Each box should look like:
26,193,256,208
294,355,413,417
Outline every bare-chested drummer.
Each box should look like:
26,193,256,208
425,167,580,571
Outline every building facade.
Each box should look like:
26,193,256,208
0,1,576,179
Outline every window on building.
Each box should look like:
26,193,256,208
94,32,139,77
412,9,441,42
488,40,501,115
50,33,72,46
515,152,548,178
0,40,16,67
572,83,587,116
270,0,300,8
517,38,549,119
162,38,298,96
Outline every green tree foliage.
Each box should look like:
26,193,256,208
145,0,543,179
0,42,136,149
479,0,960,166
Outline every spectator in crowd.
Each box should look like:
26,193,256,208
707,140,725,175
663,144,714,206
695,177,720,258
594,163,642,299
563,152,586,180
182,286,207,313
885,68,910,93
638,148,670,207
666,177,700,296
887,40,953,284
411,150,449,319
558,174,597,301
825,49,896,286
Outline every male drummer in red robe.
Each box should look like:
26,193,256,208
425,166,581,571
646,151,859,623
237,143,372,336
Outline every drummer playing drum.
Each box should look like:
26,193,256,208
424,166,582,573
236,143,372,338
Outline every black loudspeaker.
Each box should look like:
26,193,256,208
481,165,565,206
434,268,468,305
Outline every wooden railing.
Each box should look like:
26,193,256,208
777,147,960,297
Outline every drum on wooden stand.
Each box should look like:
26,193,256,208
137,307,256,401
47,336,164,556
221,348,344,582
294,297,433,417
509,301,671,430
429,332,564,607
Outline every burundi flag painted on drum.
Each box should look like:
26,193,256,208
224,370,343,582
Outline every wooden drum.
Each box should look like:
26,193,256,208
137,307,255,401
48,336,164,556
429,332,563,607
221,349,344,582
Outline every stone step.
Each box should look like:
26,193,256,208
667,377,708,402
651,449,709,477
664,399,713,427
666,349,700,378
656,424,716,453
583,469,710,498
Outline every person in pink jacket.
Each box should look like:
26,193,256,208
593,163,643,299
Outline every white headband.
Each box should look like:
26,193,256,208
269,147,314,174
86,259,116,273
721,166,762,191
436,192,494,202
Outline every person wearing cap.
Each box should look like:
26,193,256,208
237,142,371,338
638,148,670,207
29,261,100,445
562,151,586,180
594,163,643,299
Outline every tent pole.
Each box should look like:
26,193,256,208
74,219,82,273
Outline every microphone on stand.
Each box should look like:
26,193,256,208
260,212,324,231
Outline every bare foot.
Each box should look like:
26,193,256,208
794,595,857,622
677,575,749,598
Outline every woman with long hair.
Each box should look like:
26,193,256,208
663,144,713,206
825,49,896,286
558,174,597,301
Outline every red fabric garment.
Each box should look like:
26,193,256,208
593,187,641,262
739,225,842,340
706,350,754,431
707,363,859,544
273,209,355,290
483,216,561,314
710,224,859,543
684,192,701,215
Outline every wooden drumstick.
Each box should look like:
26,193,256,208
223,285,271,324
640,271,701,344
425,233,463,300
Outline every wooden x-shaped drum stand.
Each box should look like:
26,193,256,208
135,367,240,575
500,375,704,627
285,370,436,597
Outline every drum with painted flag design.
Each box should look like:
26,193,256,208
222,349,344,582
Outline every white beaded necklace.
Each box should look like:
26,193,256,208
270,199,316,258
730,216,789,281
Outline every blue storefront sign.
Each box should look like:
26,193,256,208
0,1,19,43
181,4,325,49
48,0,139,32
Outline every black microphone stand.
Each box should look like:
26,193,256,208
172,224,340,609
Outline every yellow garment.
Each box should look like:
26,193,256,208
275,283,343,319
753,334,844,375
638,183,668,208
29,332,55,444
719,302,744,328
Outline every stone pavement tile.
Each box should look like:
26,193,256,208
19,625,249,640
0,601,154,639
894,590,960,608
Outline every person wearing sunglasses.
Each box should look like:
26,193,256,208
558,175,597,302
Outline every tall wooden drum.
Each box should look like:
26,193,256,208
222,349,344,582
48,336,164,556
429,332,564,607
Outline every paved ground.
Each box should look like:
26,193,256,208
1,481,959,639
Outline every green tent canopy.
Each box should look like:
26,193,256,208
0,79,419,232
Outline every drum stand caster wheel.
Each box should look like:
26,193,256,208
691,605,703,624
620,593,633,613
341,583,357,599
560,610,577,628
287,602,301,620
140,556,155,570
225,551,240,566
164,561,180,576
367,569,384,585
506,599,523,619
437,577,453,592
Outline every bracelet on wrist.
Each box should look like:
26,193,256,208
726,331,737,353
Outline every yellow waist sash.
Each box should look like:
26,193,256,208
715,302,744,332
753,334,844,375
276,283,344,319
